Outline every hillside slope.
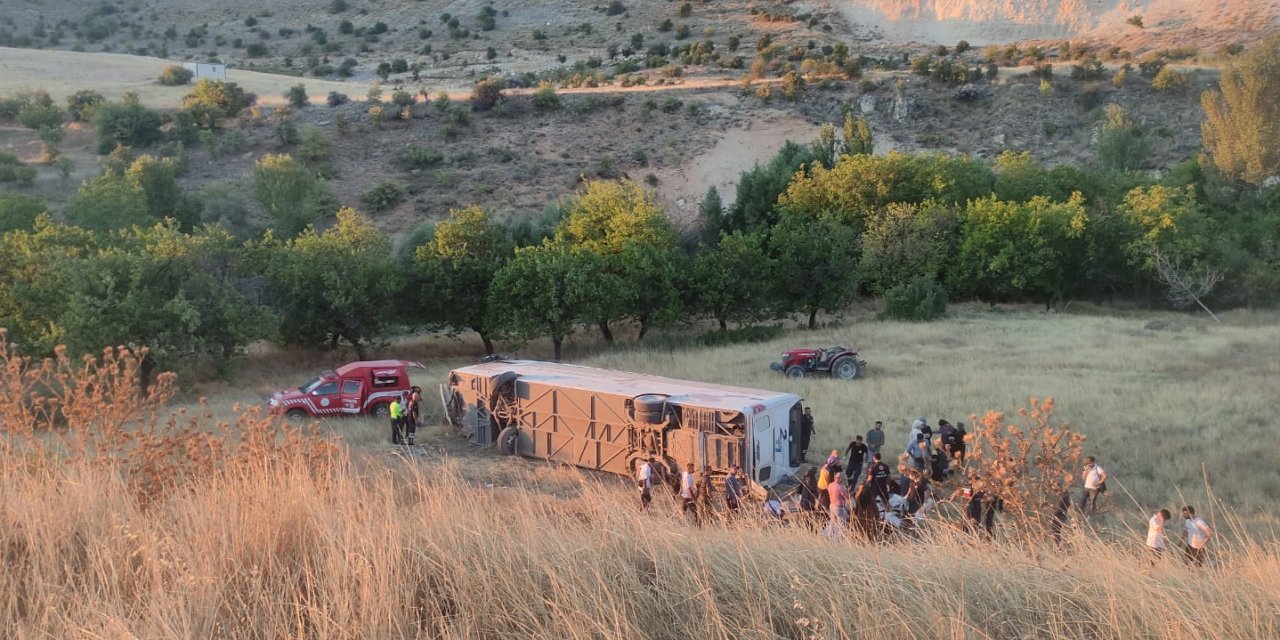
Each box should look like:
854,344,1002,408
839,0,1280,46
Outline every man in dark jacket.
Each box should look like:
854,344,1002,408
845,435,868,489
865,452,891,505
799,408,815,462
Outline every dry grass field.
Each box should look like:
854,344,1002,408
5,307,1280,637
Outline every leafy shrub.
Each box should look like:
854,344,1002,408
1152,66,1191,92
65,90,105,121
697,324,783,347
285,84,309,107
93,95,165,153
470,77,503,112
881,277,948,321
531,81,561,111
361,180,405,212
326,91,349,107
395,144,444,170
0,192,45,232
246,43,268,57
183,80,253,129
159,65,194,86
0,152,37,187
605,1,626,16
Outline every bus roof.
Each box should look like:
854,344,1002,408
452,360,801,413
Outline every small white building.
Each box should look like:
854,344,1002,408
181,62,227,80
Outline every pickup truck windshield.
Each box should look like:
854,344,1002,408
300,377,323,393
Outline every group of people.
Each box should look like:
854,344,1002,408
637,456,744,525
641,413,1218,567
388,386,422,445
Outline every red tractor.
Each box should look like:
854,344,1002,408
770,346,866,380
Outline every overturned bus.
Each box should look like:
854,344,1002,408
441,359,804,492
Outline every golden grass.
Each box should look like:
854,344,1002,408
3,450,1280,638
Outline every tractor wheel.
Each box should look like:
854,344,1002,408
286,408,308,421
785,365,806,380
370,402,391,419
832,357,863,380
497,426,521,456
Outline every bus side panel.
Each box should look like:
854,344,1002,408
517,381,635,477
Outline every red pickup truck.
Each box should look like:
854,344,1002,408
269,360,425,419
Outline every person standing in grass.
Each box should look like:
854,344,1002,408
952,422,968,466
865,452,891,504
829,472,850,525
1080,456,1108,516
866,421,885,457
389,394,405,444
697,465,715,524
845,435,868,489
1146,509,1172,560
724,465,743,514
1181,506,1213,567
404,388,420,446
798,466,820,531
637,457,655,511
679,463,697,519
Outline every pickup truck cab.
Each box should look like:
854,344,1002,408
269,360,425,419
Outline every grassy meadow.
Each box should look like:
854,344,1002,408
5,306,1280,638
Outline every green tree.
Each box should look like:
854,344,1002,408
843,111,873,155
1119,185,1215,270
689,230,775,331
17,92,64,161
285,83,309,108
551,179,677,342
698,185,723,240
0,219,103,353
1094,104,1149,173
252,153,335,236
413,205,512,354
93,93,164,153
722,141,814,234
1201,33,1280,185
63,170,151,232
262,208,403,356
950,195,1090,305
858,200,959,294
126,155,201,231
488,242,605,360
0,193,46,233
769,211,861,328
58,224,274,368
182,80,252,129
780,151,995,232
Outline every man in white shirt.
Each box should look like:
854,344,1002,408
1146,509,1171,559
637,457,655,511
1181,505,1213,567
680,463,697,518
1080,456,1108,516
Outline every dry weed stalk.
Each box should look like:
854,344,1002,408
0,330,341,505
965,397,1085,540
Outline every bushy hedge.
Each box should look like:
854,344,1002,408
881,277,948,321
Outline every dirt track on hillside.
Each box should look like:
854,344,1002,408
0,47,781,109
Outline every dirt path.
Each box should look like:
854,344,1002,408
0,46,780,108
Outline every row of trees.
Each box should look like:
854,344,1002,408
3,138,1276,372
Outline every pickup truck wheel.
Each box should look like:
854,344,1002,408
497,426,520,456
286,408,308,421
831,357,862,380
785,365,806,380
370,403,390,419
